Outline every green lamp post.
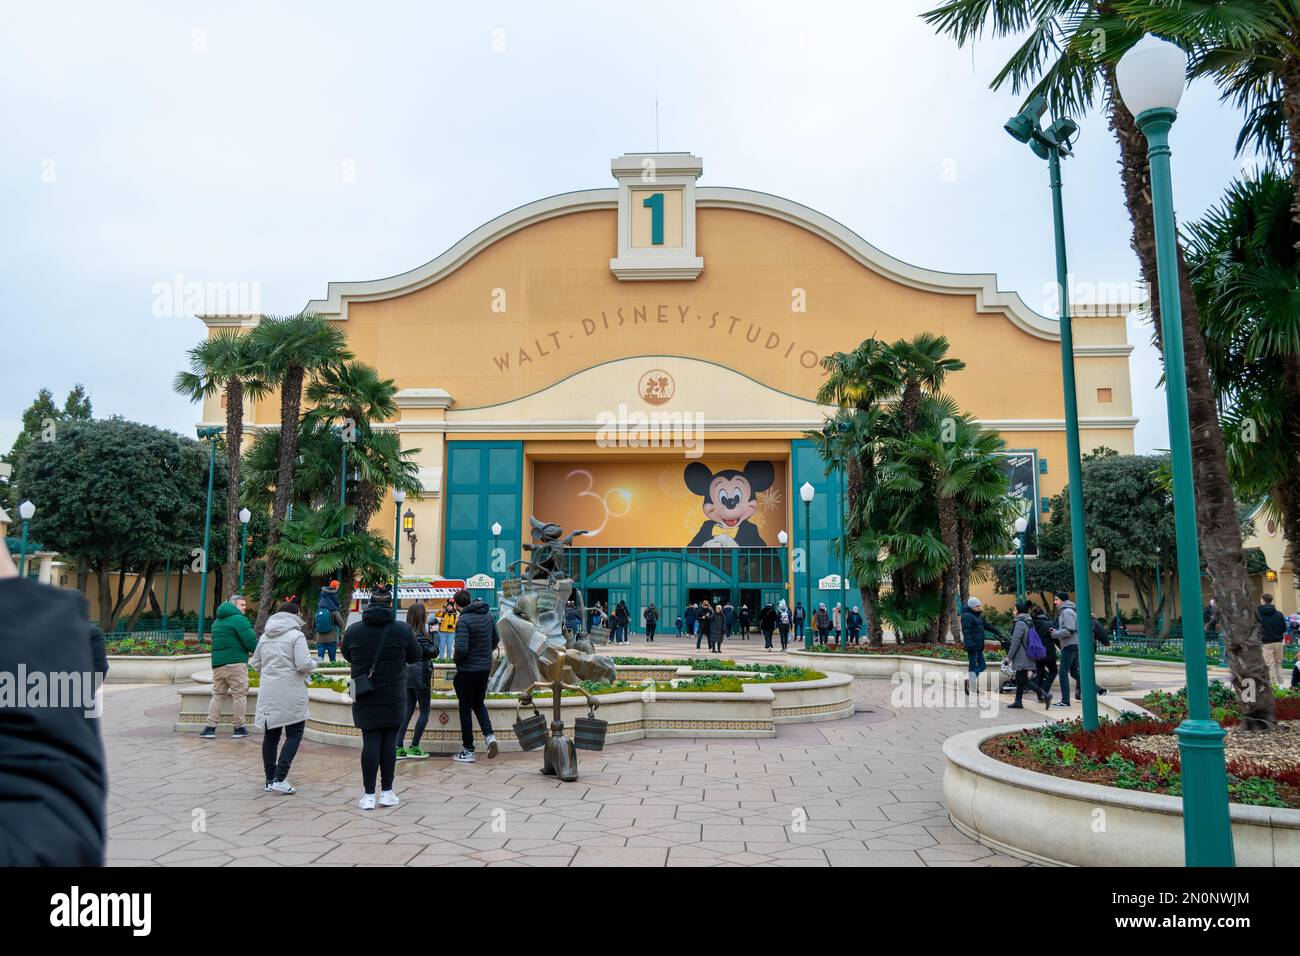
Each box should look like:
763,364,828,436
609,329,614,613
392,487,405,607
161,556,171,633
839,463,847,653
1004,94,1098,728
238,507,252,592
1116,33,1234,867
16,499,35,577
1014,514,1029,602
195,425,223,643
800,481,815,650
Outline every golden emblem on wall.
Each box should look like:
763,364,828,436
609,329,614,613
638,369,675,405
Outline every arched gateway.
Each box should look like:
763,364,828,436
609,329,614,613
199,152,1137,623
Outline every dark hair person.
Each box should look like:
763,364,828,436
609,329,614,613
341,585,420,809
398,602,435,760
450,588,499,762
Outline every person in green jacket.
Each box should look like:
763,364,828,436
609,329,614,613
200,595,258,739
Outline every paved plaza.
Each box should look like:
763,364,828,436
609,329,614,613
99,639,1192,867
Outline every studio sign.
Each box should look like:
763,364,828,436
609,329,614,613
490,303,826,375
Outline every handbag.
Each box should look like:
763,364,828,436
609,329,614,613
999,657,1016,679
349,622,393,699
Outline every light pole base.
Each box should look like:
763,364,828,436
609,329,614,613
1174,718,1236,867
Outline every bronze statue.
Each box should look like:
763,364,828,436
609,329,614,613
490,519,616,782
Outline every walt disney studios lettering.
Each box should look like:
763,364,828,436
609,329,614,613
490,304,828,374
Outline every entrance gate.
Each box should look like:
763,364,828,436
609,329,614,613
560,547,789,635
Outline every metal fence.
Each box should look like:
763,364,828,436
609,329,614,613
1103,631,1297,668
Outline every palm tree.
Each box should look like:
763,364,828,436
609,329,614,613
1188,170,1300,608
249,313,352,627
267,502,395,620
923,0,1274,728
173,329,269,583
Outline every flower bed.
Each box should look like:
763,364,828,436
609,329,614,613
106,637,203,656
982,715,1300,809
1139,681,1300,726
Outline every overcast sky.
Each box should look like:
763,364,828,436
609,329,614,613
1,1,1256,455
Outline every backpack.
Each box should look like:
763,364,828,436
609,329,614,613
315,607,335,634
1025,623,1047,662
1092,617,1111,647
779,608,790,626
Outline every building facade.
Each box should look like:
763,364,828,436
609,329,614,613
201,152,1138,626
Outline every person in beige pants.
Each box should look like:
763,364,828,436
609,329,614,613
200,595,259,738
1256,594,1288,688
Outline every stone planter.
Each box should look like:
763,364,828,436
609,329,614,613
786,648,1132,691
943,724,1300,867
175,668,854,750
105,654,211,684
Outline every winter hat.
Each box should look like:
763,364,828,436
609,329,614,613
967,596,981,609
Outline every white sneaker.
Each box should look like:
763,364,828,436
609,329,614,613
378,789,400,807
270,780,296,794
452,749,476,763
358,793,377,810
485,735,499,759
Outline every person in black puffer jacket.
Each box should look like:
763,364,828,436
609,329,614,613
451,590,499,763
342,590,419,809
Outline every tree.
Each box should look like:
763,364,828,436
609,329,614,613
814,335,1009,642
266,502,394,624
174,328,269,596
1,385,93,517
923,0,1273,728
248,313,352,628
1187,170,1300,607
18,419,206,629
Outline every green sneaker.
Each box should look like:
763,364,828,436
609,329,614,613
395,748,409,760
406,747,430,760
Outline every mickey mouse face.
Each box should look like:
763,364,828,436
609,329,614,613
684,461,776,527
706,475,756,526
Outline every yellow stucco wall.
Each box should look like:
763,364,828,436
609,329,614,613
200,180,1135,598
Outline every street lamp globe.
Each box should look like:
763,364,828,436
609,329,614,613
239,507,251,525
1116,34,1187,116
777,530,788,545
491,522,502,537
799,482,815,504
393,488,405,505
1014,515,1028,534
18,500,36,521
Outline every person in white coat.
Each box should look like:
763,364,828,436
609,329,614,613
250,601,317,793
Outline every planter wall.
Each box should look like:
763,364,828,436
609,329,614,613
175,669,854,751
943,724,1300,867
787,648,1132,691
104,654,211,684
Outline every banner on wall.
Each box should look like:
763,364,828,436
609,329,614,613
997,450,1040,557
532,459,788,548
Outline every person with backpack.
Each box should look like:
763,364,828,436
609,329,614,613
397,602,435,761
738,604,751,638
793,602,806,642
723,602,737,640
759,602,777,650
250,599,317,792
451,589,500,763
695,603,711,651
814,603,831,645
314,581,345,662
777,600,792,650
1007,600,1053,710
1051,591,1082,706
675,611,684,639
683,603,697,643
342,586,420,809
614,601,630,644
1030,604,1058,701
643,603,659,642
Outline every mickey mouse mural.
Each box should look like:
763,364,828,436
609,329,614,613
684,460,775,547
